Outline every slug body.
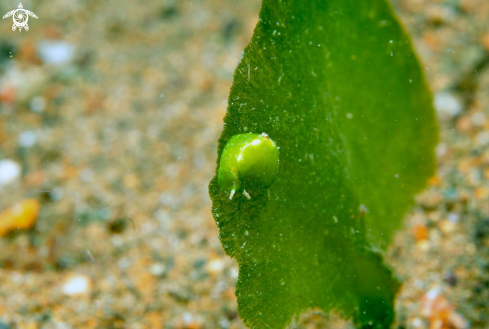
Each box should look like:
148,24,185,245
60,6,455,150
218,133,279,199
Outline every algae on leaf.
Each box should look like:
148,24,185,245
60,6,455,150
209,0,438,328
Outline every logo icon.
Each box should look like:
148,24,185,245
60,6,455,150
3,3,38,32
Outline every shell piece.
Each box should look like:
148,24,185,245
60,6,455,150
218,133,279,198
0,199,40,236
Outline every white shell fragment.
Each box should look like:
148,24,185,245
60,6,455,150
0,159,21,186
62,274,91,296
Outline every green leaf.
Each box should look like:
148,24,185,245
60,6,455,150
209,0,438,328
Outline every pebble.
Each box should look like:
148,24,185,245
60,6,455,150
207,258,225,275
80,168,94,182
18,131,37,148
29,96,46,113
447,212,460,223
117,257,132,270
0,199,40,236
436,143,448,159
434,91,462,119
229,267,239,279
52,322,71,329
219,318,230,328
412,224,429,241
49,187,64,201
62,274,91,296
439,220,456,234
37,40,75,66
421,288,468,329
5,66,49,103
159,192,174,206
471,112,486,126
444,271,457,286
148,263,167,277
0,159,21,186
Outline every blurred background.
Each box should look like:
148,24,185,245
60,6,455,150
0,0,488,328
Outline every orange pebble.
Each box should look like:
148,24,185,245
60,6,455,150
428,176,441,187
481,34,489,52
420,289,468,329
0,199,40,236
412,223,429,241
0,86,15,104
475,187,489,200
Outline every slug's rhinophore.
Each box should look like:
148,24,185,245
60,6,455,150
218,133,279,200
